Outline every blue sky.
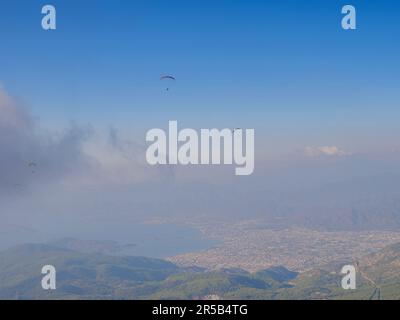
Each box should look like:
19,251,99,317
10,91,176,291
0,0,399,149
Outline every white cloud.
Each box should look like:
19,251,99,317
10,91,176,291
80,130,164,185
0,88,176,193
304,146,349,157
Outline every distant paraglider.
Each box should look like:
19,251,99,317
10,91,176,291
160,75,176,91
28,161,37,174
9,161,38,192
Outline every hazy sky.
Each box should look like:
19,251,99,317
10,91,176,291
1,1,400,246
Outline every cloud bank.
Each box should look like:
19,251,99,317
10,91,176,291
2,87,400,249
0,89,91,193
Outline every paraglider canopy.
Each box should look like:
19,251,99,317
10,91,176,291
160,75,176,81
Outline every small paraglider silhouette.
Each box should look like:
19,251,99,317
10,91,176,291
160,75,176,91
28,161,37,174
